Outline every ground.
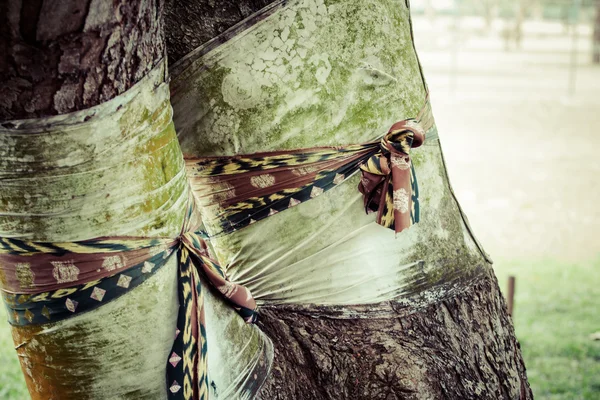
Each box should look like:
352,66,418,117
1,15,599,400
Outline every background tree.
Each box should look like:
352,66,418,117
594,0,600,63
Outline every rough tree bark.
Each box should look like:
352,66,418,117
163,0,533,399
0,0,165,120
257,270,529,400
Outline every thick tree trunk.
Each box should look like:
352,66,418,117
164,0,533,399
165,1,533,400
258,269,530,399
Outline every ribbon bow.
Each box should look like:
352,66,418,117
358,119,426,233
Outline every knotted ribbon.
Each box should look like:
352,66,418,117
185,96,433,238
170,227,258,400
0,200,258,400
358,119,426,234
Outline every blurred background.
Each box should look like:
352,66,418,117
1,1,599,399
411,0,600,398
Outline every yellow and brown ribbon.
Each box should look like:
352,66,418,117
358,119,426,233
187,97,433,237
0,201,257,400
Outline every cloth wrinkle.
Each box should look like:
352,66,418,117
358,118,426,234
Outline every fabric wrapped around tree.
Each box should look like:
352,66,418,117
0,61,272,400
0,0,496,399
169,0,491,311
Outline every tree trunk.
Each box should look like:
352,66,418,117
164,0,533,399
257,269,529,399
0,0,165,120
482,0,494,33
0,1,270,398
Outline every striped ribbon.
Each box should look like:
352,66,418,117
0,203,257,400
358,118,426,233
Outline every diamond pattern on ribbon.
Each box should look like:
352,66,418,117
116,274,132,289
310,186,324,198
169,381,181,394
289,198,301,207
162,249,174,260
90,287,106,302
41,306,51,320
169,352,182,367
268,208,278,216
24,310,34,323
142,261,155,273
65,298,78,312
333,173,345,185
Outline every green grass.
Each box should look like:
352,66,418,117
0,258,598,399
494,258,600,400
0,306,26,399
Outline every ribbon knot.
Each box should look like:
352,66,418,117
358,119,425,233
168,228,259,399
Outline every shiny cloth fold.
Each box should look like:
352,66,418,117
0,202,257,400
358,119,426,233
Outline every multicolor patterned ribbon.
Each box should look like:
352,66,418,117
0,202,257,400
187,97,433,237
358,119,426,233
187,142,380,235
